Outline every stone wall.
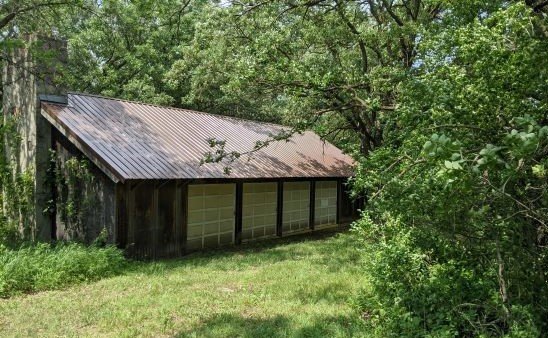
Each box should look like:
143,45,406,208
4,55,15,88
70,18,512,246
1,36,65,240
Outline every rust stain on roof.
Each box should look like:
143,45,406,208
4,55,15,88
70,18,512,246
41,93,354,181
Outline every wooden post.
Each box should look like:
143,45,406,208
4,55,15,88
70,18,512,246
152,183,159,258
235,182,243,245
128,182,136,250
179,181,188,255
276,181,283,236
309,180,315,230
336,179,342,225
175,181,182,256
114,183,126,248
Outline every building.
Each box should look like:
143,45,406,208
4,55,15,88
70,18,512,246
3,37,360,258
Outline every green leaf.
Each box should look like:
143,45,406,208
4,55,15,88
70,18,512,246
444,160,462,170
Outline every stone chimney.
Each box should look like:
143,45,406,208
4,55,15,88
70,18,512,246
2,35,67,241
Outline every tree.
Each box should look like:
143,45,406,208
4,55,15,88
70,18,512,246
0,0,85,97
167,0,444,154
0,1,212,107
60,0,211,105
354,1,548,335
0,0,83,34
1,1,546,334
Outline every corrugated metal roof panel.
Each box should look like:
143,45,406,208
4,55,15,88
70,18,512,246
41,93,354,181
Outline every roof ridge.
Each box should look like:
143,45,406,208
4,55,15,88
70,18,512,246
67,91,290,130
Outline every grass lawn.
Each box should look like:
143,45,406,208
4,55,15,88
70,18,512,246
0,231,369,337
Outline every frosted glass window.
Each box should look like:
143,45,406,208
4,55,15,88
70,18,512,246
314,181,337,228
282,181,310,234
187,184,235,250
242,182,277,240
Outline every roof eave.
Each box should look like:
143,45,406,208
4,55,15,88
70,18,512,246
41,103,126,184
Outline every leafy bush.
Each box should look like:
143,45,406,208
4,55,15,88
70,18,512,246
352,3,547,337
0,220,20,248
354,215,542,337
0,242,127,298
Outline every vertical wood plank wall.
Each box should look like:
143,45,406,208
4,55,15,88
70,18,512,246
122,178,354,258
115,183,128,248
336,179,342,225
180,182,188,254
128,182,136,252
152,185,159,257
276,181,284,237
174,181,184,256
309,181,316,231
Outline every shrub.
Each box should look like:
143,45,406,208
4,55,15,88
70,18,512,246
351,3,547,336
0,220,20,248
353,214,525,337
0,242,127,298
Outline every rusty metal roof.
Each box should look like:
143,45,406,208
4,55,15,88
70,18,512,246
41,93,354,182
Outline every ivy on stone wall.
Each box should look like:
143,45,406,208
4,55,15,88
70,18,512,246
0,113,35,245
1,106,99,245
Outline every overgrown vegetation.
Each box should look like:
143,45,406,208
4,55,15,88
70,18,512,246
0,119,124,299
0,241,126,298
180,2,547,335
51,152,99,239
352,3,548,336
0,113,35,244
0,233,368,337
181,2,547,336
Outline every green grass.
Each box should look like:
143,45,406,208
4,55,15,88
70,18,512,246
0,231,369,337
0,243,126,298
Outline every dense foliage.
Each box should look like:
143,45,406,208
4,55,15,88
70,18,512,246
0,241,126,297
173,0,440,151
352,2,548,336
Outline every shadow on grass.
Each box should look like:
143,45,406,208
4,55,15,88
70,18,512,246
175,312,367,338
127,229,363,276
295,280,354,305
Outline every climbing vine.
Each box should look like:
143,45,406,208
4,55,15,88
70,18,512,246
0,105,100,245
0,112,36,245
50,150,96,240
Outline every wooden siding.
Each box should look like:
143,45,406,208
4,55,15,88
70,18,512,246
52,128,117,244
120,178,359,259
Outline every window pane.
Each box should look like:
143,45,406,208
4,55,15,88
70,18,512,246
242,183,278,240
283,182,310,234
315,181,337,228
187,184,235,250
